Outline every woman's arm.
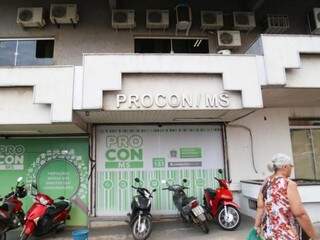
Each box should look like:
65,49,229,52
254,192,264,231
287,180,319,239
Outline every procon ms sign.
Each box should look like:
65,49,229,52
116,93,231,110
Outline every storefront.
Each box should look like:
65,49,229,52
95,124,225,216
0,137,89,226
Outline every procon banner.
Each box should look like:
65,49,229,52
0,138,89,226
96,125,224,216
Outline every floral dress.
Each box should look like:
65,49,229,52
261,176,299,240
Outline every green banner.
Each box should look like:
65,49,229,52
0,138,89,226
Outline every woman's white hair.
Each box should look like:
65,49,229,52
267,153,293,172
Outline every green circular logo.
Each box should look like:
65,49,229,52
104,180,113,190
196,178,205,187
150,179,159,188
36,159,80,199
119,180,128,189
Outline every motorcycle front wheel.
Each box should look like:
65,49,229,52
217,206,241,231
132,215,152,240
0,232,6,240
18,233,29,240
199,220,209,234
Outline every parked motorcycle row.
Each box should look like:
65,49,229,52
0,169,240,240
128,169,241,240
0,178,71,240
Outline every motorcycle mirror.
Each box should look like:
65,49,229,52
218,169,223,174
57,196,65,201
134,178,140,183
229,179,232,184
17,177,23,183
182,178,188,183
31,183,38,190
152,189,157,192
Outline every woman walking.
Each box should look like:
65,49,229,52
254,153,319,240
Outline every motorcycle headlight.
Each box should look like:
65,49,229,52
39,197,48,205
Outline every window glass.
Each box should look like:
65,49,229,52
134,38,209,54
0,41,17,66
0,39,54,66
172,39,209,54
291,128,320,180
135,39,171,53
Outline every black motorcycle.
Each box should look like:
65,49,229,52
128,178,156,240
0,177,27,240
162,179,209,233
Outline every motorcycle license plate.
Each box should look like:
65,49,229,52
192,206,204,217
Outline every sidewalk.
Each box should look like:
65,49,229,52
6,215,254,240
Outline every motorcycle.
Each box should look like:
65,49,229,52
128,178,156,240
203,169,241,230
18,183,72,240
0,177,27,240
162,179,209,234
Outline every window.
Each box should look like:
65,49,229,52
0,39,54,66
291,128,320,180
135,38,209,54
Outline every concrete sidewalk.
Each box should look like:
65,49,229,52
6,215,254,240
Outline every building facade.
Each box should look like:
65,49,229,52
0,0,320,226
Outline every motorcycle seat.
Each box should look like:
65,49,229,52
47,201,69,216
205,188,216,198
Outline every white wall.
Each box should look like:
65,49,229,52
0,87,51,124
227,107,320,189
227,108,293,189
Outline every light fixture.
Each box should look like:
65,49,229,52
173,117,223,122
0,130,41,134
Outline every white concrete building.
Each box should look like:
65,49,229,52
0,0,320,226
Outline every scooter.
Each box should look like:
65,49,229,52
18,183,72,240
0,177,27,240
162,179,209,234
203,169,241,230
128,178,156,240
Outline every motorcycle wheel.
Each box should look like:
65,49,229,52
0,232,6,240
18,233,29,240
132,215,152,240
199,220,209,234
217,206,241,231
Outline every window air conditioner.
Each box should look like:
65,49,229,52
217,30,241,48
112,9,136,30
146,10,169,30
50,4,79,25
263,14,290,34
233,12,256,31
308,8,320,35
175,4,192,35
201,11,224,30
17,7,45,28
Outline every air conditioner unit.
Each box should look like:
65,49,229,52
233,12,256,31
217,30,241,48
17,7,45,28
112,9,135,30
146,10,169,30
308,8,320,34
175,4,192,35
50,4,79,25
201,11,223,30
263,14,290,34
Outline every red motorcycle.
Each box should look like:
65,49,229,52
203,169,241,231
19,183,72,240
0,177,27,240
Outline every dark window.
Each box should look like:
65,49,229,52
172,39,209,54
134,38,209,54
135,39,171,53
36,40,54,58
